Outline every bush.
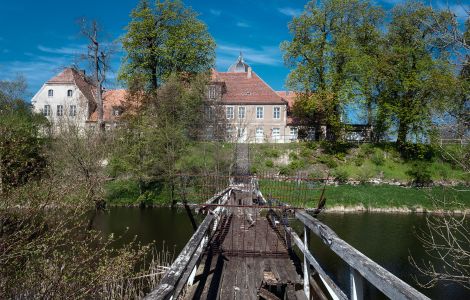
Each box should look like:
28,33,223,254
317,154,338,168
265,160,274,168
406,162,432,186
289,159,305,170
264,148,280,158
300,147,313,158
357,166,375,184
304,141,319,150
354,156,365,167
333,168,349,183
371,150,385,166
400,143,436,161
289,152,299,160
279,166,292,176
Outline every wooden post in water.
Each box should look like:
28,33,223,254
303,225,311,299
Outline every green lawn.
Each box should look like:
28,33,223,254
258,180,470,210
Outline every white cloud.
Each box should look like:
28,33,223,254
278,7,302,17
216,43,282,68
209,9,221,16
236,21,251,28
37,44,87,55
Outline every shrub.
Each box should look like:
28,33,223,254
400,143,436,161
300,147,313,158
250,165,258,174
263,148,280,158
289,159,305,170
289,152,299,160
333,168,349,183
354,156,365,166
317,154,338,168
304,141,319,150
371,149,385,166
279,166,292,176
406,162,432,186
357,166,375,184
265,160,274,168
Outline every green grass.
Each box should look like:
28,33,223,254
258,179,470,210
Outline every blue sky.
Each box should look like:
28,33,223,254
0,0,467,97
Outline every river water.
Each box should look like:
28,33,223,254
93,207,469,299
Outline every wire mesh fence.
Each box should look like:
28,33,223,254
174,172,328,208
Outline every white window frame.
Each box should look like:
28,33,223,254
273,106,281,119
209,86,216,99
67,89,73,97
43,105,51,116
226,106,234,119
272,128,280,137
57,105,63,116
238,106,246,119
255,127,264,138
69,105,76,117
290,127,298,140
48,89,53,97
256,106,264,119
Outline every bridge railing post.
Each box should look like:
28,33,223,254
303,225,311,299
350,267,364,300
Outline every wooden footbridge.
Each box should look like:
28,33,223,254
144,145,429,300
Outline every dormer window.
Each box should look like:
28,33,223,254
67,89,73,97
112,107,123,116
209,86,216,99
48,89,53,97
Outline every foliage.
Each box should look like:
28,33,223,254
371,149,385,166
120,0,215,91
265,160,274,168
317,154,338,168
407,162,433,186
400,142,435,161
333,167,350,183
0,78,48,193
357,165,375,183
282,0,384,139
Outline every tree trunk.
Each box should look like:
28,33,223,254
397,120,408,147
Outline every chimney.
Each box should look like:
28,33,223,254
247,67,252,79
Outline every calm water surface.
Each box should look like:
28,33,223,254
94,208,469,299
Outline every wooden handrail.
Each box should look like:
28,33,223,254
295,211,429,300
144,188,231,300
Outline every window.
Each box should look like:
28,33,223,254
69,105,76,117
273,107,281,119
48,89,53,97
57,105,63,116
112,108,121,116
226,106,234,119
256,106,264,119
43,105,51,116
237,128,245,138
272,128,280,138
67,89,73,97
290,127,298,140
209,86,216,99
255,127,264,137
238,106,245,119
204,106,213,120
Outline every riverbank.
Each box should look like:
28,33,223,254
105,180,470,212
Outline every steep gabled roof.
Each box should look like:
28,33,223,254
213,70,286,105
47,68,96,104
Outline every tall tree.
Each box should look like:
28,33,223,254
119,0,215,92
281,0,383,140
79,19,113,132
378,2,459,146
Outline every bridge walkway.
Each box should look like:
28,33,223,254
183,189,307,300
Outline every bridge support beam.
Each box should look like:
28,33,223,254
303,225,311,299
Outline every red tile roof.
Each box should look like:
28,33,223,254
212,70,287,105
47,68,96,106
88,89,128,122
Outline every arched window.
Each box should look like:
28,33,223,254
48,89,53,97
67,89,73,97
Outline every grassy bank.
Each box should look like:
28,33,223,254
105,178,470,211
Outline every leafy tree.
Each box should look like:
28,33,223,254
110,74,208,204
119,0,215,91
377,2,459,147
0,77,47,193
281,0,383,140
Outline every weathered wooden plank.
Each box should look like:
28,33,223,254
295,211,430,300
287,227,348,300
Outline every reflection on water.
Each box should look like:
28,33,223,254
94,208,469,299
